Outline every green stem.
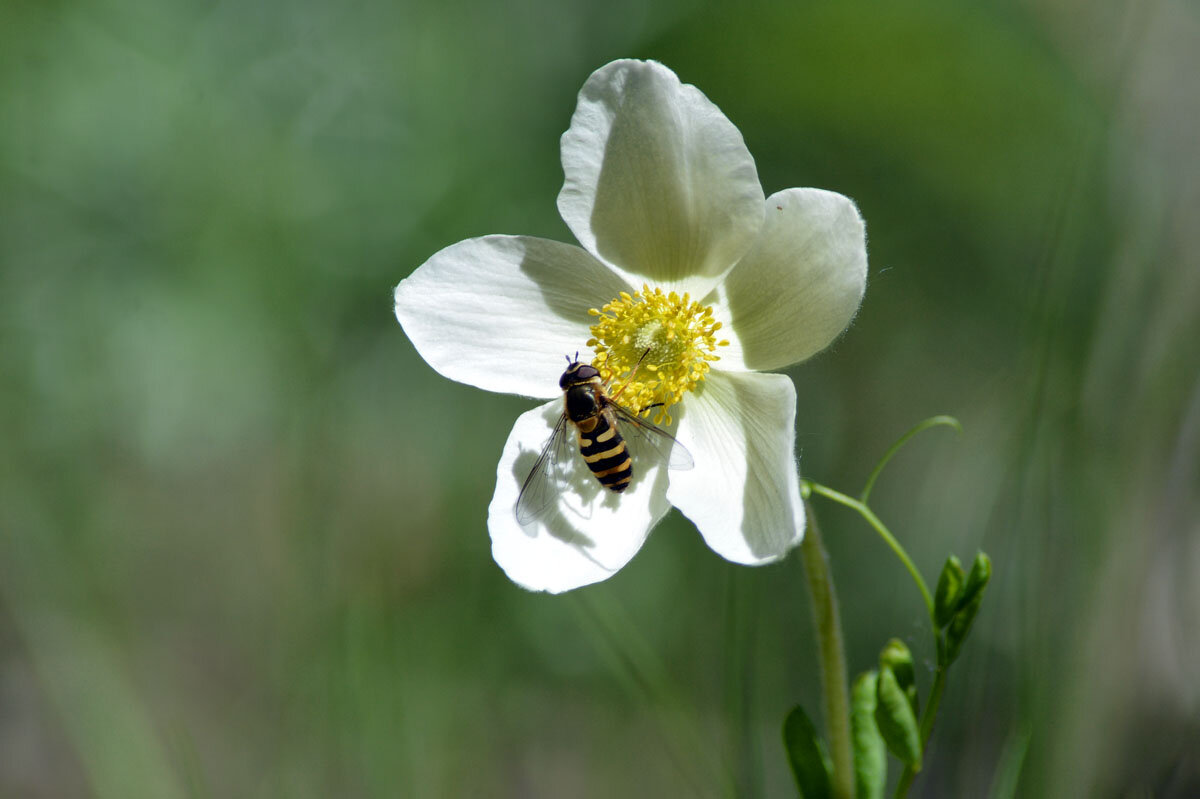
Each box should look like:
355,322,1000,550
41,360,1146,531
893,661,949,798
804,481,935,621
799,499,854,799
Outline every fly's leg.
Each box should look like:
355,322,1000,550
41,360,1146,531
635,401,664,418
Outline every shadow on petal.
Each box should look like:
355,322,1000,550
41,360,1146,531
516,244,630,329
575,62,764,295
731,375,804,560
510,440,602,547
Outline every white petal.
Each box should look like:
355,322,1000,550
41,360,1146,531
488,400,672,593
395,236,630,398
668,371,805,564
557,59,765,299
711,189,867,372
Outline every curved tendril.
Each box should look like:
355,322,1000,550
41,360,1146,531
860,415,962,505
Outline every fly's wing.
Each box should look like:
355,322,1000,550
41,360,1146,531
609,403,694,471
514,411,573,525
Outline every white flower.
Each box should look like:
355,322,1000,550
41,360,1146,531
394,59,867,593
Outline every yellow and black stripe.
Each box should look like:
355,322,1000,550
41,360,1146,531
576,413,632,492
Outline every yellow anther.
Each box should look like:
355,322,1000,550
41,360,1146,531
588,285,729,424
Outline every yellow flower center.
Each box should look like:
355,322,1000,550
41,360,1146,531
587,285,728,425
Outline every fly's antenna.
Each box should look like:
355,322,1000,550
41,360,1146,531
564,353,572,365
609,348,652,403
625,348,652,380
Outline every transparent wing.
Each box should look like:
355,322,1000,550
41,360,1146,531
609,403,694,471
514,411,573,525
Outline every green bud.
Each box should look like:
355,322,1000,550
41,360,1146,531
782,704,833,799
851,671,886,799
942,552,991,663
879,638,919,716
945,588,984,664
934,555,966,628
875,664,922,768
957,551,992,610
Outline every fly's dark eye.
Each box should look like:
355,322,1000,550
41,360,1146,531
560,362,599,388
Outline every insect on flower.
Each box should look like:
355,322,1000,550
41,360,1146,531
515,353,694,525
394,59,868,592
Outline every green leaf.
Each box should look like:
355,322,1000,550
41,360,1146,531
878,639,918,716
851,672,886,799
875,665,922,768
934,555,966,628
782,704,833,799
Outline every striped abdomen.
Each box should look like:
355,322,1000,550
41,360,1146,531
576,411,632,492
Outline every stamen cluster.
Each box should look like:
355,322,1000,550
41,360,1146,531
587,285,728,424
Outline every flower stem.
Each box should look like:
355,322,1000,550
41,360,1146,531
799,499,854,799
803,481,935,622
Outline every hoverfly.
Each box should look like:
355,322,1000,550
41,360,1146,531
514,355,694,525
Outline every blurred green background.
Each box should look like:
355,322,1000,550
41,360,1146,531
3,0,1198,796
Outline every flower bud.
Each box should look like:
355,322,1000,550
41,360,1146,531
956,551,992,610
945,588,984,664
934,555,966,628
